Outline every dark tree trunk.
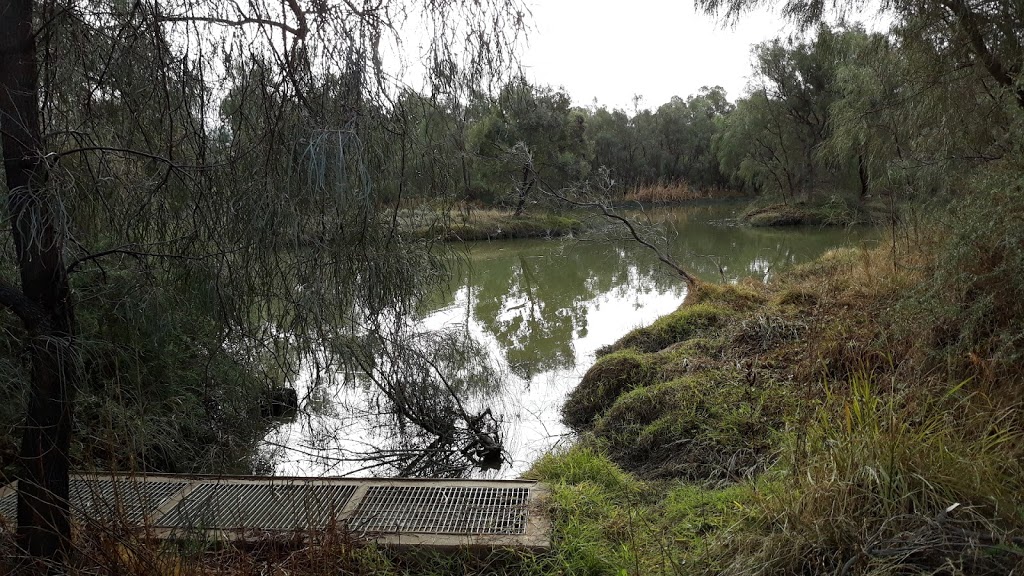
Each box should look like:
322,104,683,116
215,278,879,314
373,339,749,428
513,163,534,217
0,0,77,570
858,154,870,199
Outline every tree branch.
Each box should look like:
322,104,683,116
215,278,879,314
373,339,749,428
539,179,699,290
155,14,304,37
52,146,219,171
66,243,242,275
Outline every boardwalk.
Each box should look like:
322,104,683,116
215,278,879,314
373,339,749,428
0,474,550,550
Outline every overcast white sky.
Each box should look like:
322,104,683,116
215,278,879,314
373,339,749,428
517,1,791,110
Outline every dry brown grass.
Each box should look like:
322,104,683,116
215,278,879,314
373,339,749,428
622,184,744,203
0,525,534,575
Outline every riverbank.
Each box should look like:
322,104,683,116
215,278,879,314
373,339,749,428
410,192,751,242
742,197,883,227
531,195,1024,574
411,209,584,241
20,199,1019,576
622,184,748,204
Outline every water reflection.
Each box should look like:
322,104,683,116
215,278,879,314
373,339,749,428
267,202,875,477
447,203,872,380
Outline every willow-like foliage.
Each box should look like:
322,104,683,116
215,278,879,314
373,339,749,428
0,0,525,563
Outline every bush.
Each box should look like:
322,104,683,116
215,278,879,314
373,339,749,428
909,179,1024,384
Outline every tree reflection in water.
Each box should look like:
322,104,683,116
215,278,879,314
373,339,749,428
267,203,874,477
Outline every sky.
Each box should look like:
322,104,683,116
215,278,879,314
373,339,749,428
517,1,793,110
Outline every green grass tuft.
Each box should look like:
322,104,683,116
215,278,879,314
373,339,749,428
526,446,755,576
526,445,640,495
562,349,660,430
593,373,794,480
604,303,729,355
687,282,767,311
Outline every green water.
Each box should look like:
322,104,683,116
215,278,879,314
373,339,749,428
420,202,876,474
266,202,875,477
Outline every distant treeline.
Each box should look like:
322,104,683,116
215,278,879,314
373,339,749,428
378,80,734,209
377,22,1009,211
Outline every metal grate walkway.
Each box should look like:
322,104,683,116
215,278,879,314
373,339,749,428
0,474,549,550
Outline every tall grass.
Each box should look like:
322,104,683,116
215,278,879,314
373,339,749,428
622,184,744,203
710,375,1024,575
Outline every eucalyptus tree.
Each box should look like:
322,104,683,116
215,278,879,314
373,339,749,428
585,106,639,189
0,0,525,568
659,86,733,189
697,0,1024,111
469,77,590,213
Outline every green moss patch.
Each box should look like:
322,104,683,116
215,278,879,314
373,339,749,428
562,349,659,430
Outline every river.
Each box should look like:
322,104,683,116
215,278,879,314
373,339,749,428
261,202,875,478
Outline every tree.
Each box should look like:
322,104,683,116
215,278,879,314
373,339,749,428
583,106,637,189
469,77,590,214
0,0,524,569
697,0,1024,110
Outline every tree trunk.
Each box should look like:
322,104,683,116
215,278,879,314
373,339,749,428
0,0,77,570
513,163,534,217
858,154,870,200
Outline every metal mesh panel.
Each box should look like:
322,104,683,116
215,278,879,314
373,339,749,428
350,486,529,535
71,478,188,524
0,478,188,528
157,482,356,531
0,490,15,525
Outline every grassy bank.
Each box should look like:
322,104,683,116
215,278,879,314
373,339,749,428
537,189,1024,574
742,196,883,227
412,209,583,241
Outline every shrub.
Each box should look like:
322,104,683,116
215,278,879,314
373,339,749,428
908,179,1024,384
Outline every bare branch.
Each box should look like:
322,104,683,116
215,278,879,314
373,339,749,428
155,14,305,38
538,175,700,290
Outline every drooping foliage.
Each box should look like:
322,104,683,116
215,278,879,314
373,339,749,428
0,0,528,565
